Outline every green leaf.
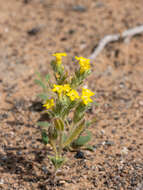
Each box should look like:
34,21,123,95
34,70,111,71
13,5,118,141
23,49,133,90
37,93,48,101
37,121,50,127
34,79,46,90
73,102,86,123
54,118,64,131
62,133,67,143
85,121,91,127
53,101,63,116
49,156,65,169
63,120,85,147
45,74,50,82
73,113,84,123
51,60,57,72
84,145,94,152
41,130,49,145
48,126,58,140
72,134,91,147
35,72,42,79
85,118,96,127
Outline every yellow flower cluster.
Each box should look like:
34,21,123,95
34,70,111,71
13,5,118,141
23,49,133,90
53,53,67,65
67,89,80,101
52,84,79,101
45,53,94,106
81,88,95,105
43,99,54,109
52,53,90,74
75,56,91,74
52,84,71,95
52,84,94,104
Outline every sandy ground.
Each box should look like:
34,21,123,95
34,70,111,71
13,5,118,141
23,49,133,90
0,0,143,189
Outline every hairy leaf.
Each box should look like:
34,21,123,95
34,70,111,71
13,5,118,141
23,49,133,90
49,156,65,169
63,120,85,147
45,74,50,82
72,134,91,147
34,79,46,90
54,118,64,131
37,121,51,127
41,130,49,145
37,93,48,100
84,145,94,151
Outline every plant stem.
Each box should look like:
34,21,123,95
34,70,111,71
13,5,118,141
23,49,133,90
50,140,58,157
58,131,63,157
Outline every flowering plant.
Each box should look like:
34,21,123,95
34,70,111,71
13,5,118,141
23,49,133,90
35,53,95,173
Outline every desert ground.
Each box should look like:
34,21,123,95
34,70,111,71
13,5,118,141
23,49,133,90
0,0,143,189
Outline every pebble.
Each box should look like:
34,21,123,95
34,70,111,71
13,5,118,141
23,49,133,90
102,140,114,146
1,156,7,161
72,5,87,12
17,151,22,155
80,43,87,50
42,166,49,174
68,29,75,35
59,180,67,185
95,2,105,8
0,179,4,185
4,28,9,32
139,101,143,106
121,147,128,155
0,113,8,120
27,27,40,36
101,129,105,135
111,129,116,134
74,151,85,159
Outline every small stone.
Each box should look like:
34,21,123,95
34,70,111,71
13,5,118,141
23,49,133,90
139,101,143,106
4,28,9,32
0,113,8,120
0,179,4,185
27,27,40,36
42,166,50,174
72,5,87,12
121,147,128,155
80,43,87,50
119,82,125,88
74,151,85,159
101,129,105,135
1,155,7,161
60,37,67,41
105,140,114,146
68,29,75,35
17,151,22,155
59,180,67,185
114,61,120,68
23,0,31,3
111,129,116,134
95,2,105,8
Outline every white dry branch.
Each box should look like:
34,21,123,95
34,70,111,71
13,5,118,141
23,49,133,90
89,25,143,60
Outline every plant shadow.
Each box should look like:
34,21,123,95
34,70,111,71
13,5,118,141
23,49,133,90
0,147,57,189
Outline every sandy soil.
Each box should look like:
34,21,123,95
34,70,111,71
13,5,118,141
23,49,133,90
0,0,143,189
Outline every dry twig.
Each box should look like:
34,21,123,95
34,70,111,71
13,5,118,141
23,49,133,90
89,25,143,60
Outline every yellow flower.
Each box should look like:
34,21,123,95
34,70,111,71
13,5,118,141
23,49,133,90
53,53,67,65
67,89,80,101
81,88,94,105
43,99,54,109
62,84,71,93
52,84,71,96
75,56,91,73
52,84,63,95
